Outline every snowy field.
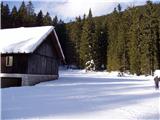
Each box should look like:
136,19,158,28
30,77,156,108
1,70,160,120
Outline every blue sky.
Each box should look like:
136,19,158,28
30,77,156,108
3,0,160,22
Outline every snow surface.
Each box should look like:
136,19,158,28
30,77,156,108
1,70,160,120
155,70,160,78
0,26,56,54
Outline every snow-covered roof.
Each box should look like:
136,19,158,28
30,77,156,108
0,26,65,60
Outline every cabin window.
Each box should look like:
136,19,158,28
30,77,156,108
6,56,13,67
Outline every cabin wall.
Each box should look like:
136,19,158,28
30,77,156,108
27,34,59,75
1,54,28,74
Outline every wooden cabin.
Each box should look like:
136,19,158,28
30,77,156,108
0,26,65,88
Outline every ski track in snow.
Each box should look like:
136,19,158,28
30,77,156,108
1,70,160,120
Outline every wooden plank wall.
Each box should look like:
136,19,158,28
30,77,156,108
1,54,28,73
27,34,59,75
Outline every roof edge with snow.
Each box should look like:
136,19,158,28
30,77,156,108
0,26,65,61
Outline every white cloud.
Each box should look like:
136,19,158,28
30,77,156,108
7,0,159,22
54,1,115,18
34,0,117,21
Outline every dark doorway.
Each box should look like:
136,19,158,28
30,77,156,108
1,77,22,88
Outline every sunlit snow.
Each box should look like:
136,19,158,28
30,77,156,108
1,70,159,119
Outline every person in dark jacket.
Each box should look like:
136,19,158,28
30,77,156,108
154,76,160,89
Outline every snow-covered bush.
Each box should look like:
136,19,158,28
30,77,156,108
154,70,160,77
117,72,124,77
85,60,95,72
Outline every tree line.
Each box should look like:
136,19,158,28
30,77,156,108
1,1,160,75
1,1,61,28
65,1,160,75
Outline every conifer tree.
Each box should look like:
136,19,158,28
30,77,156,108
117,5,130,73
72,17,83,67
18,1,27,26
65,23,77,65
56,19,67,58
36,10,44,26
117,3,122,12
79,9,95,68
43,12,52,25
94,21,107,70
140,1,159,75
129,9,142,75
52,16,58,26
100,22,108,70
26,1,36,26
1,3,10,28
79,19,91,68
107,8,120,71
26,1,34,16
11,6,18,28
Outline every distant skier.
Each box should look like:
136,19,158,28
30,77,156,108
154,76,160,89
154,70,160,89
